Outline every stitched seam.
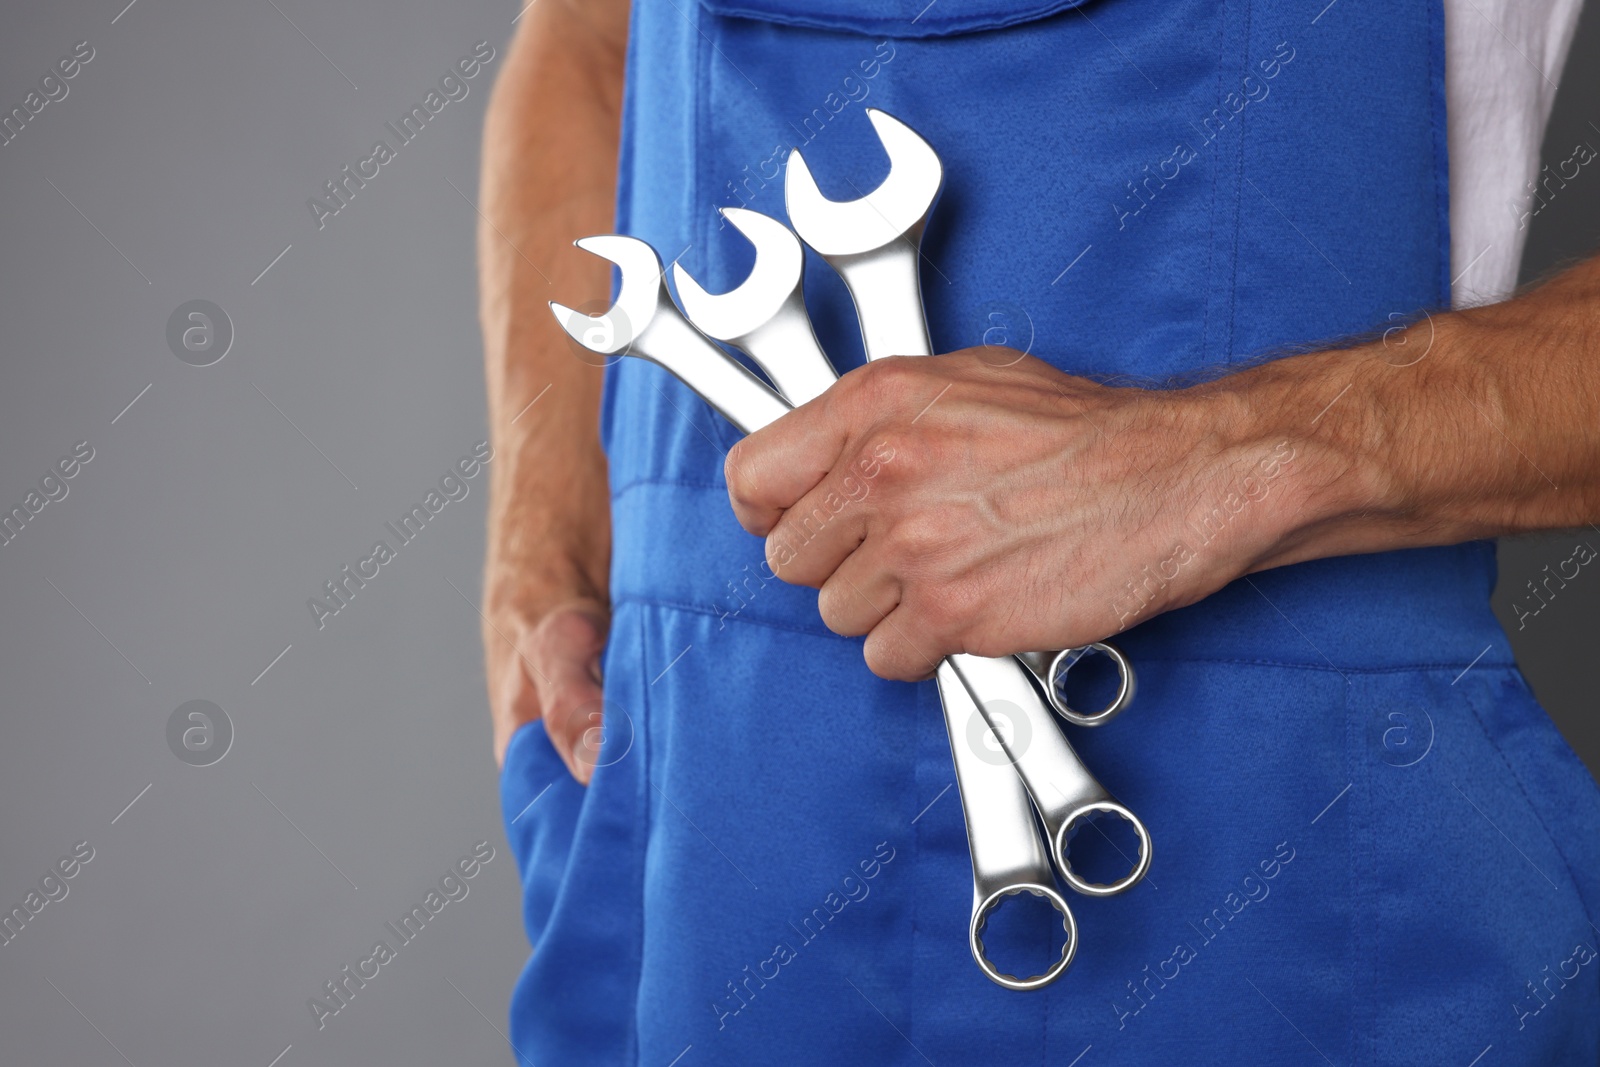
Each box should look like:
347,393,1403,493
1122,655,1515,675
612,598,1517,673
700,0,1092,36
612,593,851,642
1223,0,1250,364
613,596,1516,673
1199,1,1222,364
613,476,726,500
1464,681,1590,917
629,604,654,1067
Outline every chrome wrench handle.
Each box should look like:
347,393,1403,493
818,242,932,364
628,308,790,435
947,653,1151,895
938,661,1077,989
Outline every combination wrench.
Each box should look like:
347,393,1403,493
784,108,1151,893
675,208,1077,987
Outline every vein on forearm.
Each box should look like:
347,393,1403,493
1219,257,1600,563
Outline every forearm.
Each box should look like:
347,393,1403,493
478,1,627,617
1207,257,1600,569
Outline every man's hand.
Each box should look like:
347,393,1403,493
484,597,609,781
725,282,1600,681
725,350,1319,679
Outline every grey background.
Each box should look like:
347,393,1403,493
1498,1,1600,771
0,2,1596,1065
0,2,527,1065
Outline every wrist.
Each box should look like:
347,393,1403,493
484,534,608,619
484,435,611,622
1178,344,1400,568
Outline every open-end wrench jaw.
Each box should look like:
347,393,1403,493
550,235,665,354
673,208,837,406
673,209,804,341
784,109,944,259
549,235,789,434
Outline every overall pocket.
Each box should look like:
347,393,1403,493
680,0,1238,465
699,0,1098,38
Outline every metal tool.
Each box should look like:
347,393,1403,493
672,208,837,406
549,235,789,435
784,108,941,365
676,206,1076,987
785,108,1150,891
947,653,1151,897
940,661,1078,988
1016,645,1137,727
786,114,1136,728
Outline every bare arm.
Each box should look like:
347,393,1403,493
478,0,629,774
1230,257,1600,554
725,257,1600,679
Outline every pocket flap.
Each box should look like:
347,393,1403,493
698,0,1098,39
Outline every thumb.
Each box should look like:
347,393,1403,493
529,606,609,785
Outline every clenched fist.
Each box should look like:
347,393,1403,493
724,348,1328,680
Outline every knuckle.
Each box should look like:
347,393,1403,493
862,630,902,681
885,512,945,561
764,531,798,576
913,583,978,645
723,442,753,503
816,582,863,635
868,355,922,388
845,356,919,413
847,435,907,489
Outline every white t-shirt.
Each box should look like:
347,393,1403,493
1446,0,1585,306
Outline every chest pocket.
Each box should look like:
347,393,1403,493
681,0,1238,408
698,0,1097,37
610,0,1443,507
